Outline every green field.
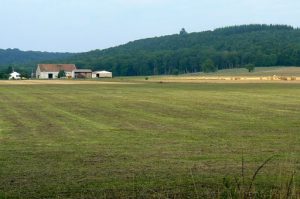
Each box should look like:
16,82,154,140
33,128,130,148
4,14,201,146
113,67,300,82
193,66,300,76
0,82,299,198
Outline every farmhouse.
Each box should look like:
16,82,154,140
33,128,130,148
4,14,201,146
36,64,77,79
72,69,92,79
92,71,113,78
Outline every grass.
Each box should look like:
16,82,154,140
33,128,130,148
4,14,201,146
0,82,299,198
183,66,300,77
117,67,300,81
194,66,300,76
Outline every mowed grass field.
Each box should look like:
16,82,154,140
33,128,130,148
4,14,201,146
0,82,299,198
114,67,300,84
193,66,300,76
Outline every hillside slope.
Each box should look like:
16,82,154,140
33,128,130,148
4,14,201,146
0,48,75,68
56,24,300,76
2,24,300,77
188,67,300,77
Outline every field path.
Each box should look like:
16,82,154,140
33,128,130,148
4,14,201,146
0,80,136,85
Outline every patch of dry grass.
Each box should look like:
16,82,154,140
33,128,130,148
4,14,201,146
0,80,136,85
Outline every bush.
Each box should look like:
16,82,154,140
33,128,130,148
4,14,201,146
245,64,255,72
202,59,217,73
0,72,9,79
58,70,66,78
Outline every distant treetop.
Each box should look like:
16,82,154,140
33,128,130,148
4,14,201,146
180,28,188,35
214,24,294,35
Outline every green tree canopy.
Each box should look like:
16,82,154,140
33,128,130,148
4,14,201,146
58,70,66,78
180,28,188,36
202,59,217,73
2,24,300,76
245,64,255,72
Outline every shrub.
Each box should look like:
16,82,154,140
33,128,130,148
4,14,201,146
245,64,255,72
202,59,217,73
58,70,66,78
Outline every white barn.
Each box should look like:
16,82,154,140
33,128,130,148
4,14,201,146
92,71,113,78
36,64,77,79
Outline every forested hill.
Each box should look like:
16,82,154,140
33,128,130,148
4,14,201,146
2,24,300,76
56,24,300,76
0,48,74,67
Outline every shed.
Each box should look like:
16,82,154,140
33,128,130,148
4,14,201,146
72,69,92,79
92,71,113,78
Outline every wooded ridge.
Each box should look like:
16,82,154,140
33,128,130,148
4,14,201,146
1,24,300,76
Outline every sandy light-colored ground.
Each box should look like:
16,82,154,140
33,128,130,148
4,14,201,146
186,66,300,77
119,67,300,83
148,76,300,83
1,67,300,85
1,77,300,85
0,80,136,85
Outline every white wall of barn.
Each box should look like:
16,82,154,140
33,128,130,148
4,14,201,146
92,72,113,78
65,72,72,78
37,71,72,79
36,67,41,78
39,72,59,79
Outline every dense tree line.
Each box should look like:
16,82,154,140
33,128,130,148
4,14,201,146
51,24,300,76
1,24,300,77
0,49,75,78
0,66,32,79
0,48,74,68
0,48,74,65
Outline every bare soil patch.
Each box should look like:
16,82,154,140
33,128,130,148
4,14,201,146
0,80,136,85
148,76,300,83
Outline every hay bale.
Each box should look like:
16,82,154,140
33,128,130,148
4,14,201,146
273,75,278,80
279,76,288,81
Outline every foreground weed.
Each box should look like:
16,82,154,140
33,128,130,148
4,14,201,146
221,155,297,199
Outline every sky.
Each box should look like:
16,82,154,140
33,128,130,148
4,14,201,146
1,0,300,52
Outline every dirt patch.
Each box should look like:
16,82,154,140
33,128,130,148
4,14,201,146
148,76,300,83
0,80,136,85
1,76,300,85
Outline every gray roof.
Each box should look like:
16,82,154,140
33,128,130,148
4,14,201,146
73,69,92,72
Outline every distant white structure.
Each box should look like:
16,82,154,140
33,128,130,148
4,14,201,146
9,71,21,80
92,71,113,78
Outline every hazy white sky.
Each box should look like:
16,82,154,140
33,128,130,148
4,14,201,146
1,0,300,52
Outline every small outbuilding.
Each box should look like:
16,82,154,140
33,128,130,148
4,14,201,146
72,69,92,79
92,71,113,78
9,71,21,80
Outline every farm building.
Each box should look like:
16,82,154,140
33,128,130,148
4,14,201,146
92,71,113,78
72,69,92,79
36,64,77,79
9,71,21,80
